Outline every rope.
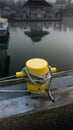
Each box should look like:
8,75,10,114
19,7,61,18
0,66,52,84
21,66,55,101
21,67,52,86
0,66,55,101
0,75,16,81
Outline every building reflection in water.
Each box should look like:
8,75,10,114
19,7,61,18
0,33,10,78
10,18,73,34
24,22,50,43
53,21,62,31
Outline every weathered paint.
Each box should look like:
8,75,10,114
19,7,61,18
0,71,73,129
0,87,73,129
0,87,73,117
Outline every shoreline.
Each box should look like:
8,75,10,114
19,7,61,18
8,18,62,22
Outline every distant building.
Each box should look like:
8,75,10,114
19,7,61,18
23,0,52,19
67,0,71,4
62,0,73,17
66,0,72,6
55,0,66,10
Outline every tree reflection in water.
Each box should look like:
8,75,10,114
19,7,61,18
0,32,10,78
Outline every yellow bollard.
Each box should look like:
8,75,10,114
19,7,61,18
51,67,57,73
16,71,26,77
16,58,57,94
16,67,57,78
26,58,48,94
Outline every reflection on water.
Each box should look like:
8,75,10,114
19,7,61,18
0,33,10,77
24,22,49,43
1,18,73,77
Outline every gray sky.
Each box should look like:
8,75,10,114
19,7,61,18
46,0,56,2
13,0,73,3
47,0,73,3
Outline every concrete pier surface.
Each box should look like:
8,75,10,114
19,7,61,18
0,71,73,129
0,86,73,129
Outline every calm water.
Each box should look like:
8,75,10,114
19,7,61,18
1,17,73,77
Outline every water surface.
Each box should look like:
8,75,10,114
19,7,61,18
1,17,73,77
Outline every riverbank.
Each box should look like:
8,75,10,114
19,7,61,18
9,17,62,22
